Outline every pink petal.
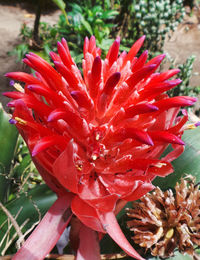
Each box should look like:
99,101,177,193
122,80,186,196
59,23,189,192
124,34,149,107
53,140,78,193
32,135,69,156
123,35,145,65
71,196,105,233
98,211,144,260
76,225,100,260
149,131,185,145
13,193,73,260
162,144,185,162
123,182,154,201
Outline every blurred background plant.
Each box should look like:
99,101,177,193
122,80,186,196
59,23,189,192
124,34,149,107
167,54,200,98
2,0,200,258
117,0,185,54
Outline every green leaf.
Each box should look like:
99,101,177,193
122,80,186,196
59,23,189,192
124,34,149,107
147,251,193,260
51,0,65,11
52,0,69,25
0,105,18,202
81,19,93,35
153,127,200,190
0,184,56,254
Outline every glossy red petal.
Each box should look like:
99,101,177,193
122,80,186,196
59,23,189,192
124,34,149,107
149,131,185,145
98,211,144,260
123,35,145,66
53,140,79,193
124,103,158,117
132,50,148,71
103,72,121,96
32,135,69,156
162,144,185,162
71,196,105,233
106,37,120,67
57,41,72,69
111,127,154,146
71,90,94,110
123,182,154,201
154,96,197,110
5,72,41,85
147,161,174,177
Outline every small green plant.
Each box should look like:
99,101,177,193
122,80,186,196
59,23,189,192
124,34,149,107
11,1,118,64
118,0,185,54
168,55,200,97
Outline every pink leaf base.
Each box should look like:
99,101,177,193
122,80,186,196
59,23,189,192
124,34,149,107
13,193,73,260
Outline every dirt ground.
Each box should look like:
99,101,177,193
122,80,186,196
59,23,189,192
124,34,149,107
1,2,200,109
0,1,61,108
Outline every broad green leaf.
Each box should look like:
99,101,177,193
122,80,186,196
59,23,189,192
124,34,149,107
153,127,200,190
0,104,18,202
101,10,119,19
0,184,56,254
81,19,93,36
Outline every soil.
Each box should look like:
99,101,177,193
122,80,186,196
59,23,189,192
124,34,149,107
0,1,61,108
1,2,200,110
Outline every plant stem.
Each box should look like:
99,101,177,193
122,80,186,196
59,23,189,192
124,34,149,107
33,0,43,44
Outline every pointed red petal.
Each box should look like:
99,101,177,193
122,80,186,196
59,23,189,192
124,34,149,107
154,96,197,110
83,36,89,58
61,38,74,65
124,103,158,117
98,212,144,260
132,50,148,72
106,37,120,66
54,61,79,90
149,131,185,145
57,41,72,69
91,56,102,81
123,35,145,65
71,90,94,110
5,72,41,85
103,72,121,96
113,127,154,146
88,35,97,55
32,135,69,156
13,194,73,260
155,68,180,82
145,54,166,69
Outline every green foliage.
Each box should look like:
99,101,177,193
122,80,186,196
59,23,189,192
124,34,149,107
153,127,200,190
168,55,200,97
118,0,185,53
0,185,56,255
11,1,118,64
0,105,18,203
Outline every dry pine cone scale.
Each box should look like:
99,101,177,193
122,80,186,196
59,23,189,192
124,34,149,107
127,175,200,258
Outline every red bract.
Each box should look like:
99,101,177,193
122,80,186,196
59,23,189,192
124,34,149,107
5,36,196,260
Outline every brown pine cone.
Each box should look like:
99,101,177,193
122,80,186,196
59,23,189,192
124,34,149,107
126,175,200,258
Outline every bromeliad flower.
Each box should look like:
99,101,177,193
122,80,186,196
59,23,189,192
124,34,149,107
4,36,196,260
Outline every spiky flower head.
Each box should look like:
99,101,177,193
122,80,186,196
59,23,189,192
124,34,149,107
4,36,196,259
127,175,200,258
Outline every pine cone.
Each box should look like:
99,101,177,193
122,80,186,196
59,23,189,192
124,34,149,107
126,175,200,258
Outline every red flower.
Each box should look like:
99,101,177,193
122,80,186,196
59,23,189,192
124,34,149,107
5,36,196,260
